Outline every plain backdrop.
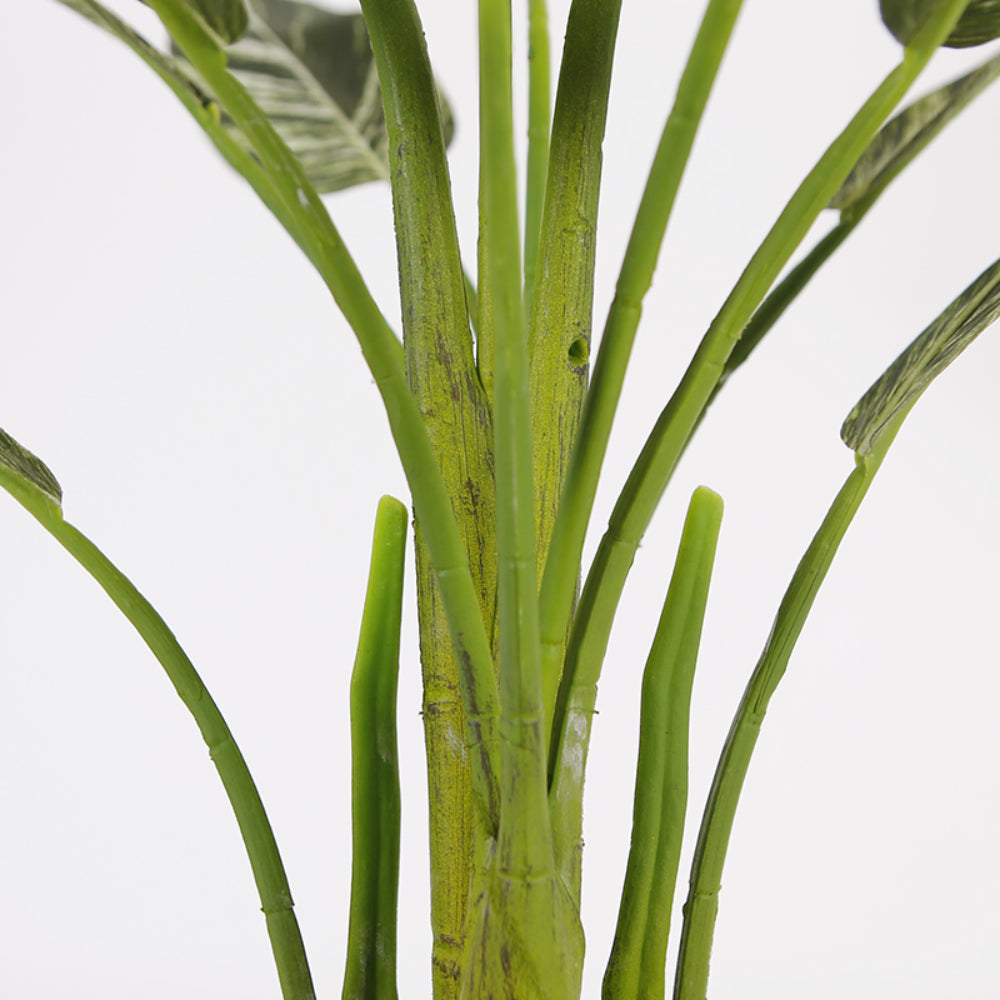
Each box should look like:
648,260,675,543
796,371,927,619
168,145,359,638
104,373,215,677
2,2,998,997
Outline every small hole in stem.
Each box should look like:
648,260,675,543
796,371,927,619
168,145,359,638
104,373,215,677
568,338,589,366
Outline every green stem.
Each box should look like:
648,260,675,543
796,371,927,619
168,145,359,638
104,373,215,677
527,0,623,593
358,2,500,988
343,496,407,1000
539,0,743,754
524,0,550,317
477,0,547,863
63,0,314,271
548,2,971,888
454,6,585,999
672,412,907,1000
148,0,501,833
603,487,723,1000
15,508,316,1000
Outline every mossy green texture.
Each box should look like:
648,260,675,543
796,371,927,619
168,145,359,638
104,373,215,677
357,3,500,993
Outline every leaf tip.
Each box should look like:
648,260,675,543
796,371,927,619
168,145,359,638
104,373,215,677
0,427,64,511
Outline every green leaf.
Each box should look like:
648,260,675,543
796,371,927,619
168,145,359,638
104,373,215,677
0,427,63,515
0,420,317,999
67,0,454,194
172,0,454,193
945,0,1000,45
880,0,1000,48
173,1,388,192
189,0,249,43
842,256,1000,455
141,0,249,45
830,51,1000,213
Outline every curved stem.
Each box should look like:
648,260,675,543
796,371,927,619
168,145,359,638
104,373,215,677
548,7,971,880
672,411,907,999
13,505,317,1000
149,0,502,833
539,0,743,753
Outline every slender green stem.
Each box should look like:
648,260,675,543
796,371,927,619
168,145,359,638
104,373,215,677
4,505,315,1000
527,0,623,592
477,0,546,859
672,412,908,1000
704,48,1000,409
603,487,723,1000
63,0,319,279
548,3,971,884
540,0,743,753
149,0,501,832
358,0,479,385
449,5,584,999
523,0,551,317
343,496,407,1000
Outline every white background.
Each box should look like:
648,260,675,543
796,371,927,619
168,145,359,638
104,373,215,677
2,2,999,997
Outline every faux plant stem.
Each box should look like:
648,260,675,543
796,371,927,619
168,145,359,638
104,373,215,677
147,0,502,839
707,49,1000,407
603,487,723,1000
671,413,907,1000
343,496,407,1000
60,0,312,261
54,529,315,1000
548,0,972,888
527,0,623,590
358,2,500,990
524,0,551,315
539,0,743,752
457,3,584,998
0,446,315,1000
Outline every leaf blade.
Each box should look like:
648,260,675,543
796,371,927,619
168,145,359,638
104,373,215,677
176,1,391,192
0,427,63,517
842,256,1000,455
831,51,1000,213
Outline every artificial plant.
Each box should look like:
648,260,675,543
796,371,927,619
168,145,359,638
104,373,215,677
2,1,998,998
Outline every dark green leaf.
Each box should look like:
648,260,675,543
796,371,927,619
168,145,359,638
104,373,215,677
188,0,249,44
945,0,1000,44
842,257,1000,455
880,0,1000,48
139,0,249,45
831,52,1000,213
0,427,63,511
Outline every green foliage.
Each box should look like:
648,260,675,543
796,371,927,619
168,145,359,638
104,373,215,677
142,0,250,44
843,257,1000,455
6,1,1000,998
881,0,1000,47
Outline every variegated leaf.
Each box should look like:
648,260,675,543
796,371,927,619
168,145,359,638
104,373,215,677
59,0,455,195
880,0,1000,48
831,51,1000,213
186,0,390,192
139,0,250,45
177,0,454,193
842,257,1000,455
0,427,63,510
